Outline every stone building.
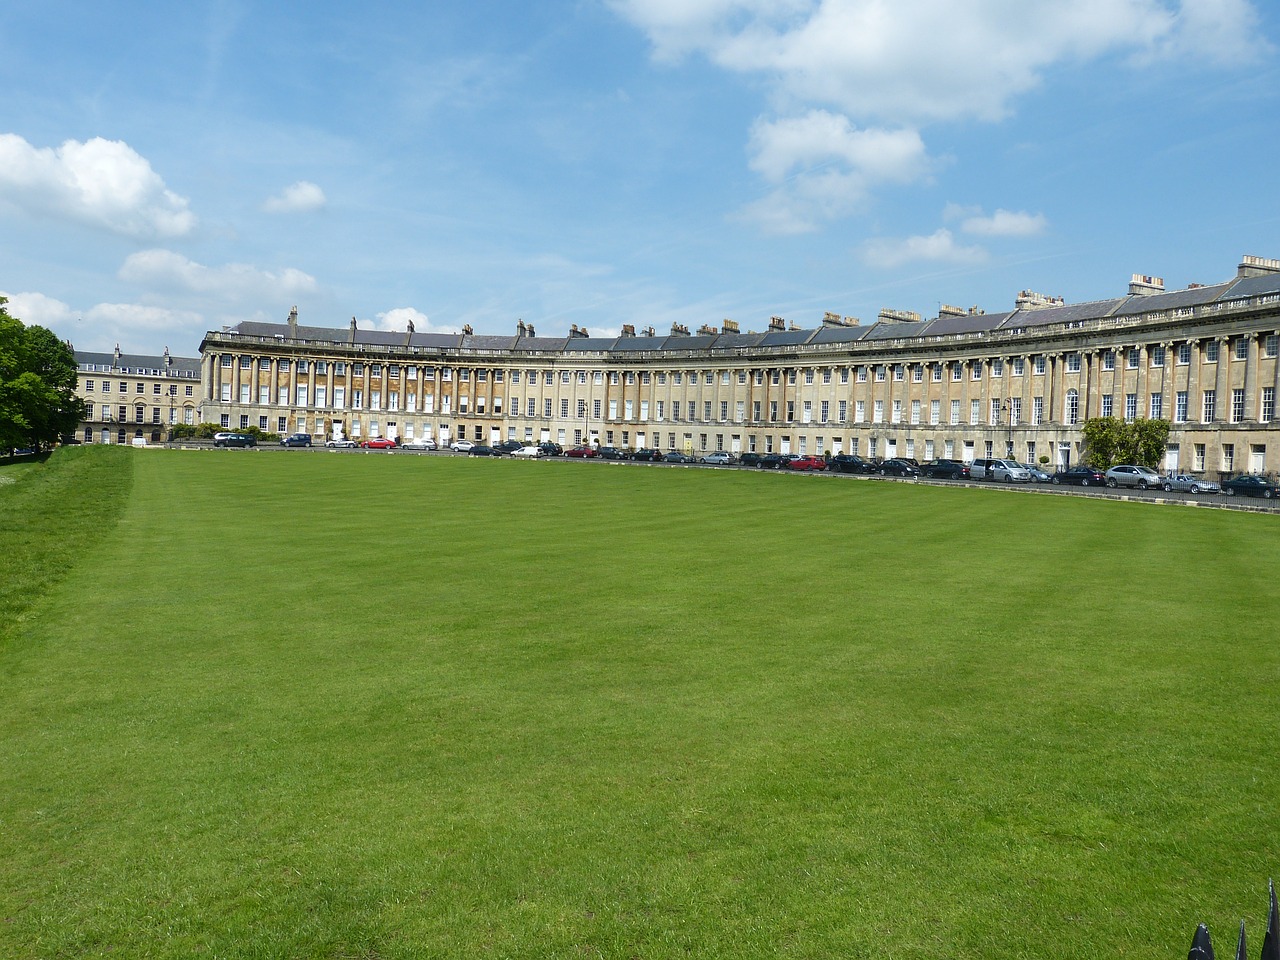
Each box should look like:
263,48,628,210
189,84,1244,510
74,346,201,445
193,255,1280,474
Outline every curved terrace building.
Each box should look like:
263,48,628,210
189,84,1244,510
197,254,1280,475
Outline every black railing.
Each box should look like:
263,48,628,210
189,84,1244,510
1188,880,1278,959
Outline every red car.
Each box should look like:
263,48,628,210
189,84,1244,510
360,437,397,449
787,455,827,471
565,446,599,458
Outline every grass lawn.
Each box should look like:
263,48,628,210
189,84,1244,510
2,447,1278,959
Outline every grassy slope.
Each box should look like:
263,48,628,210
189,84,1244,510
1,449,1278,959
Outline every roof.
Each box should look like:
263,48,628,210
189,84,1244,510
76,350,200,375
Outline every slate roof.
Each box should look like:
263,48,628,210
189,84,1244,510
77,350,200,375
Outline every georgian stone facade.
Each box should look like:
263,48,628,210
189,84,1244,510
75,347,201,445
196,255,1280,475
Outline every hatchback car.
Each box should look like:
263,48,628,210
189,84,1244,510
1105,464,1162,490
565,446,599,458
279,433,312,447
631,448,663,461
1221,474,1278,498
878,458,922,478
598,446,628,460
468,444,499,456
787,455,827,471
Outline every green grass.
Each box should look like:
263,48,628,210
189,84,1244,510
2,447,1278,959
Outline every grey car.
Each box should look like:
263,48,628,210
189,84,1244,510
1105,464,1162,489
1160,474,1220,494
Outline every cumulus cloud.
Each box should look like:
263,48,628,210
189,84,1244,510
860,228,988,269
0,134,194,238
119,249,316,302
741,111,931,232
0,290,78,328
370,307,460,334
0,288,206,353
263,180,327,214
613,0,1268,124
946,205,1048,237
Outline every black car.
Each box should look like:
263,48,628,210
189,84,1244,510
598,446,629,460
758,453,791,469
826,454,874,474
468,444,499,456
538,442,563,457
739,452,764,467
631,448,663,461
1221,474,1278,498
921,459,969,480
213,432,256,448
1051,465,1107,486
279,433,312,447
878,458,922,477
492,439,523,456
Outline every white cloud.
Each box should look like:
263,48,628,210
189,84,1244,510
0,288,207,353
0,134,194,238
860,229,988,269
614,1,1269,124
956,208,1048,237
370,307,460,334
119,249,316,302
0,290,77,328
741,111,931,232
263,180,327,214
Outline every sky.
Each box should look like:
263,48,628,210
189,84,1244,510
2,0,1278,357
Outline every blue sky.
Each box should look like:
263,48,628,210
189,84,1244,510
2,0,1278,355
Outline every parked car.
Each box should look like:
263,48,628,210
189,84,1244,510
631,448,663,461
827,454,875,474
787,455,827,471
450,440,475,452
1160,474,1220,494
400,436,437,451
1105,464,1163,490
325,437,357,448
512,445,544,458
1221,474,1278,498
921,459,970,480
361,437,397,449
565,446,599,458
970,458,1031,482
757,453,791,469
1020,463,1052,482
598,446,628,460
699,452,734,465
492,440,523,456
878,458,922,477
663,450,695,463
538,442,563,457
738,452,764,467
279,433,312,447
468,444,499,456
213,432,256,447
1051,465,1107,486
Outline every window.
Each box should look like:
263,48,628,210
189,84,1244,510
876,365,886,382
1066,389,1079,425
185,385,193,397
594,399,602,418
136,382,145,393
822,368,832,384
1222,443,1235,472
930,400,940,425
858,366,869,383
1264,334,1278,358
1194,443,1206,471
1101,395,1113,417
240,384,250,403
1010,397,1021,426
1067,353,1082,373
1235,338,1249,360
1012,358,1024,376
784,401,794,421
820,400,829,422
220,356,232,368
239,357,252,370
545,399,553,418
894,364,904,382
753,400,762,420
531,398,540,417
910,400,920,424
950,400,960,425
1150,345,1165,367
989,398,1000,425
838,400,847,421
1033,355,1045,375
1126,348,1139,369
1178,342,1192,364
259,386,270,404
1176,391,1188,422
1231,388,1245,423
1124,393,1137,421
891,399,902,423
969,399,980,425
873,400,884,423
1262,387,1275,423
804,369,814,384
971,361,982,380
856,400,866,423
933,364,943,382
1202,389,1216,423
85,379,94,392
153,383,161,395
1205,340,1219,362
720,401,729,420
992,359,1003,377
1150,393,1163,419
1102,350,1115,371
560,399,569,418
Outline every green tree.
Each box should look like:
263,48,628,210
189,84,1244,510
1082,416,1171,469
0,298,81,451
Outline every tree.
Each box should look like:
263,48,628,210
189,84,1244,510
0,298,81,451
1081,416,1171,470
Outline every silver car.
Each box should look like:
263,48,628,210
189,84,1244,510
1160,474,1220,494
1105,464,1162,489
